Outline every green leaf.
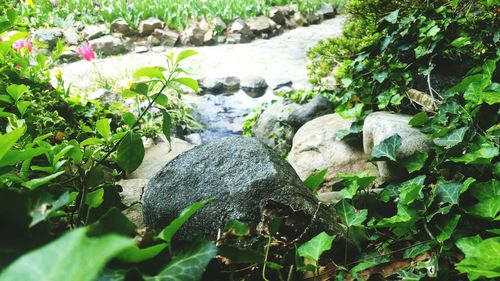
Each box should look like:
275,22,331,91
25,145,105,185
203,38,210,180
433,127,468,147
427,26,440,37
158,198,212,247
117,243,167,263
225,220,250,237
175,49,198,64
435,181,461,206
0,227,134,281
403,243,431,259
218,245,261,264
373,71,388,83
337,103,363,118
6,84,29,102
173,77,199,92
335,200,368,227
400,151,428,173
86,188,104,209
145,240,217,281
455,236,500,280
399,180,423,205
96,119,111,140
371,134,402,162
0,126,26,161
297,232,335,261
0,147,48,168
337,172,377,200
408,112,429,126
450,141,499,164
16,101,31,116
30,192,77,227
22,171,65,190
122,112,136,128
436,215,461,243
383,9,399,24
377,203,416,227
304,168,328,194
451,37,471,48
161,109,172,143
133,67,166,81
117,132,144,175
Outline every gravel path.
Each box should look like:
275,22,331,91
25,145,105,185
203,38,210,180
60,16,345,92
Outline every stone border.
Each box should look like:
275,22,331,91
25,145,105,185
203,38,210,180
30,4,337,61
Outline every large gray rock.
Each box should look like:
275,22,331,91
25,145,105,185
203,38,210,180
252,99,300,148
152,29,179,47
184,26,205,46
288,95,333,130
32,28,63,50
82,24,107,40
89,35,128,56
288,114,376,189
138,18,164,36
269,7,286,25
143,137,344,241
294,13,308,26
318,4,336,19
199,77,224,93
363,112,432,182
229,19,255,42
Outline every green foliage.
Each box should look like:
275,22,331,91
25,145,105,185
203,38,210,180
455,236,500,280
304,168,328,194
12,0,343,31
297,232,335,262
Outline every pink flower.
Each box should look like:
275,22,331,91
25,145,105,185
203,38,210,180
12,38,33,53
76,44,96,61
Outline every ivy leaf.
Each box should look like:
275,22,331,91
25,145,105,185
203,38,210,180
436,215,461,243
158,198,212,248
335,200,368,227
373,71,388,83
377,204,416,227
433,127,468,148
451,37,471,48
467,180,500,219
450,141,499,164
399,179,423,205
409,112,429,126
304,168,328,194
297,232,335,261
383,9,399,24
455,236,500,280
403,243,432,259
435,181,461,207
337,172,377,199
0,228,133,281
371,134,402,162
117,132,144,175
145,240,217,281
400,151,428,173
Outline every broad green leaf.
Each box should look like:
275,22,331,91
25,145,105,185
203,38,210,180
218,245,261,264
0,126,26,160
337,172,377,200
435,181,461,206
297,232,335,261
450,142,499,164
433,127,468,147
400,151,428,173
467,198,500,220
399,180,423,205
0,228,134,281
16,101,31,116
455,236,500,280
350,255,390,277
158,199,212,247
335,200,368,227
86,188,104,209
338,103,363,118
383,9,399,24
0,147,47,168
403,243,432,259
117,132,144,175
225,220,250,237
304,168,328,194
373,71,388,83
173,77,199,92
427,26,440,37
80,137,104,146
175,49,198,64
133,67,166,81
408,112,429,126
122,112,136,128
145,240,217,281
469,179,500,201
6,84,29,102
22,171,65,190
377,203,416,227
436,215,461,243
96,119,111,140
371,134,402,161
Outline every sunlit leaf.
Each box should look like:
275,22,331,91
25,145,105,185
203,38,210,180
297,232,335,261
371,134,402,161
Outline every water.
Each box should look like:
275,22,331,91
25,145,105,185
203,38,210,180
187,89,277,143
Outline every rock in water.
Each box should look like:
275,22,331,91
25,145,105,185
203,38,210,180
143,136,344,241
